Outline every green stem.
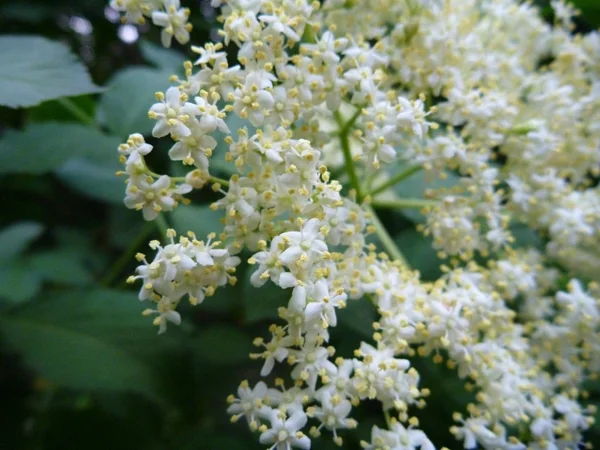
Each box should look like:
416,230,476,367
365,204,407,266
100,222,154,287
383,409,392,428
155,214,170,236
369,164,423,197
335,110,363,201
56,97,95,125
372,198,439,210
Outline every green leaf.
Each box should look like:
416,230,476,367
0,123,120,175
0,289,172,399
98,67,173,138
170,204,224,238
55,158,124,204
29,249,94,286
396,228,443,281
193,325,252,365
337,297,376,338
28,95,96,124
242,272,286,324
0,263,42,304
0,35,102,108
0,221,44,265
139,40,186,71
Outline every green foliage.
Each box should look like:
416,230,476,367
97,67,174,138
0,289,166,399
0,35,102,108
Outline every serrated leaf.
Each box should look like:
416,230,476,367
0,222,44,265
170,204,224,238
0,35,102,108
139,40,186,71
193,325,252,365
98,67,173,138
0,123,120,175
0,289,174,399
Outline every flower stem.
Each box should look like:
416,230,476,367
369,164,423,197
365,204,407,266
100,221,154,287
155,213,170,236
371,198,439,210
335,110,363,201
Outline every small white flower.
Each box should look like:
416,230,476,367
259,411,311,450
151,0,191,47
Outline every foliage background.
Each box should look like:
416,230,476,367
0,1,599,449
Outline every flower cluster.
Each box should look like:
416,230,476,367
110,0,600,449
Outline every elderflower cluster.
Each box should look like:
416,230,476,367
109,0,600,449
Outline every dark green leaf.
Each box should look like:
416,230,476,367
29,249,94,286
0,123,120,175
242,271,286,324
193,325,252,365
0,35,102,108
0,289,173,399
55,158,124,204
0,221,44,265
0,263,42,304
337,297,376,338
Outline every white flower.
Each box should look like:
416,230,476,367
304,280,346,329
142,296,181,334
279,219,327,267
148,87,198,138
151,0,191,47
259,411,311,450
124,175,191,221
227,380,274,429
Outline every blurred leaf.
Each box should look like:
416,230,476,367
139,40,186,71
29,249,94,286
0,123,120,175
337,297,376,338
108,207,146,249
28,95,96,124
396,228,443,281
0,221,44,265
170,204,224,238
193,325,252,365
98,67,173,138
0,263,42,304
0,35,102,108
572,0,600,24
55,158,124,204
242,272,286,324
0,289,173,399
392,167,460,223
0,3,54,23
